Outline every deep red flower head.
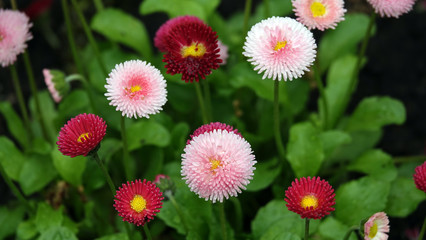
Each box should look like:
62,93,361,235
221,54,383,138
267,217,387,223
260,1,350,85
114,179,164,226
284,176,335,219
162,19,222,82
154,15,203,52
57,113,107,158
187,122,242,145
414,161,426,193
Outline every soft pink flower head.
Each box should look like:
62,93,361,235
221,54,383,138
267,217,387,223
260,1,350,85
217,40,229,65
366,0,416,18
243,16,317,81
364,212,390,240
0,9,32,67
181,129,256,203
413,161,426,193
186,122,242,145
105,60,167,119
43,69,69,103
292,0,346,31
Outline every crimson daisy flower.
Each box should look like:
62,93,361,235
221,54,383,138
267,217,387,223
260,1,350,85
57,113,107,158
284,176,335,219
114,179,164,226
413,161,426,193
160,17,222,82
186,122,242,145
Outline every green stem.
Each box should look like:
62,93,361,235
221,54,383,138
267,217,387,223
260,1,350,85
274,80,286,161
393,155,426,164
231,197,243,233
195,82,209,124
124,223,134,240
219,202,228,240
120,116,132,180
263,0,270,18
93,0,104,12
91,152,116,196
70,0,108,77
166,191,189,235
313,64,329,130
22,51,50,142
243,0,252,39
143,224,152,240
0,163,34,214
202,79,213,121
419,215,426,240
11,0,18,10
343,226,360,240
304,218,310,240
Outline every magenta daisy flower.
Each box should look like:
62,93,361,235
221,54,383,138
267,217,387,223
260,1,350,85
366,0,416,18
413,161,426,193
43,69,69,103
217,40,229,65
284,176,335,219
114,179,164,226
57,113,107,158
161,18,222,82
292,0,346,31
182,123,256,203
0,9,32,67
243,16,316,81
364,212,390,240
186,122,242,145
105,60,167,119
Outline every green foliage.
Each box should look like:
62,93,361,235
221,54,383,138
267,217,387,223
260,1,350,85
19,153,57,195
0,136,25,180
348,149,397,182
51,148,87,186
0,101,28,149
246,158,281,191
126,119,171,150
385,177,426,217
0,205,26,239
318,217,357,240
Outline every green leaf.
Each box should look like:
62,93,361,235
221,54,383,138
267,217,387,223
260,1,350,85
140,0,207,21
0,101,28,148
19,154,57,195
0,205,26,239
319,130,351,160
144,148,164,181
58,90,90,118
29,138,52,155
261,231,301,240
331,129,382,161
0,136,25,180
91,8,152,58
170,122,190,155
167,82,197,113
126,120,171,150
335,177,391,226
318,13,371,72
51,148,87,186
35,203,63,233
348,149,397,182
247,158,281,192
95,233,129,240
38,226,78,240
318,217,357,240
17,220,38,240
97,138,122,163
385,177,426,217
286,122,324,177
250,0,293,26
29,91,57,140
346,97,406,132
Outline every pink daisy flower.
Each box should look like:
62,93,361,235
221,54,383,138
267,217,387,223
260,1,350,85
105,60,167,119
43,69,69,103
364,212,390,240
186,122,242,145
366,0,416,18
0,9,32,67
284,176,335,219
182,124,256,203
292,0,346,31
243,16,317,81
217,40,229,65
114,179,164,226
57,113,107,158
413,161,426,193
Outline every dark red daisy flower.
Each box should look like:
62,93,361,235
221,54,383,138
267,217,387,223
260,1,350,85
162,19,222,82
284,176,335,219
57,113,107,158
414,161,426,193
187,122,242,145
154,15,203,52
114,179,164,226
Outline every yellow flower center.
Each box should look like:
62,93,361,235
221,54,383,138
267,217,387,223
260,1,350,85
182,42,206,58
368,222,378,238
310,1,326,17
77,132,90,143
301,195,318,209
130,195,146,213
130,85,141,93
274,41,287,51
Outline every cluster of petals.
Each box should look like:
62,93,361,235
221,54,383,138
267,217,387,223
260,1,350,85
364,212,390,240
292,0,346,31
366,0,416,18
43,69,68,103
57,113,107,157
186,122,242,145
284,176,335,219
217,40,229,65
114,179,164,226
182,123,256,203
0,9,32,67
105,60,167,119
155,15,222,82
243,16,316,81
413,161,426,193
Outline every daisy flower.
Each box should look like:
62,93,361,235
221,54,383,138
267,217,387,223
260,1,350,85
105,60,167,119
413,161,426,193
186,122,242,145
292,0,346,31
114,179,164,226
284,176,335,219
43,69,69,103
243,16,317,81
161,18,222,82
364,212,390,240
182,123,256,203
366,0,416,18
0,9,32,67
57,113,107,158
